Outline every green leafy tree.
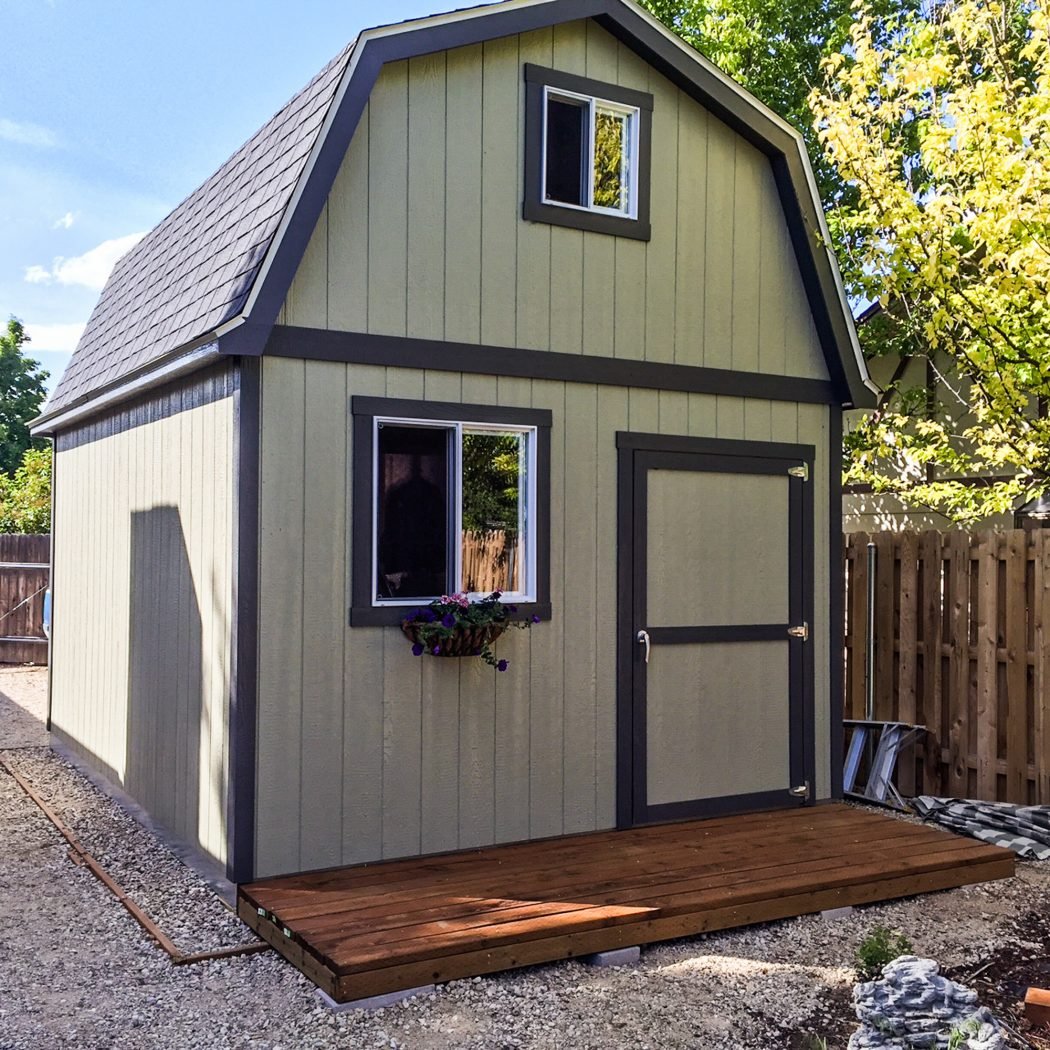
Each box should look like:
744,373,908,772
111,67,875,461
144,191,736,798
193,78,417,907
0,319,49,477
810,0,1050,521
0,446,51,533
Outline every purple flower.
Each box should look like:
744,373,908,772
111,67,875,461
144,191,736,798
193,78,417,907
496,659,509,672
508,604,518,614
441,612,457,628
411,643,424,657
421,610,437,623
531,614,541,624
432,645,442,655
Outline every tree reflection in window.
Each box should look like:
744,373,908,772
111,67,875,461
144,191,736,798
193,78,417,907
593,107,628,211
461,430,524,594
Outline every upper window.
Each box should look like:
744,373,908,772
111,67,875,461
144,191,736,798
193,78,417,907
350,397,552,626
524,64,653,241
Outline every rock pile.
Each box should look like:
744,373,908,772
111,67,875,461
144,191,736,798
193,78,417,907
848,956,1004,1050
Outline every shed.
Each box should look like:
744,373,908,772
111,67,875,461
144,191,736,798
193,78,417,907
35,0,879,893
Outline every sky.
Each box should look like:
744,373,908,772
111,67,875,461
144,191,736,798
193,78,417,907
2,0,441,394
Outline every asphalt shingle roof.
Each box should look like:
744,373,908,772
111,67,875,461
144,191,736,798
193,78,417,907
45,40,355,416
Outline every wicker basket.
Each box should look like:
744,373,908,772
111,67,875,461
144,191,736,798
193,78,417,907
401,619,508,657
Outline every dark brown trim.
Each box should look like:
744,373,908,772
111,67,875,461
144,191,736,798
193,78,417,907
53,365,237,450
829,406,844,799
642,788,802,824
349,396,553,626
615,444,634,830
616,431,815,461
264,326,838,405
228,359,260,884
522,63,652,240
647,624,790,644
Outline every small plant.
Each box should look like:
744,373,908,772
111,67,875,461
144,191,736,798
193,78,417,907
401,591,539,671
946,1020,980,1050
856,925,914,980
803,1037,829,1050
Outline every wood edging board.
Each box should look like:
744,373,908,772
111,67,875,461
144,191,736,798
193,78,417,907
239,853,1013,1003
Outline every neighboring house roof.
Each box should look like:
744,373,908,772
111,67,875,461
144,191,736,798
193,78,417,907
34,0,877,434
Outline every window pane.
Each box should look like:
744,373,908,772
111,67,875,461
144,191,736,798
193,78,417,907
461,431,525,594
594,107,628,212
545,96,587,206
376,424,450,600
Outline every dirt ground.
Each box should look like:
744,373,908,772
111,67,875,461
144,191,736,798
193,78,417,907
2,667,1049,1049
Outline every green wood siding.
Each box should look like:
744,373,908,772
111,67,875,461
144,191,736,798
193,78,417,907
278,19,829,383
253,357,832,877
49,368,236,868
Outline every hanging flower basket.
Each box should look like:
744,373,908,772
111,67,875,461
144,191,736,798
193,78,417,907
400,592,539,671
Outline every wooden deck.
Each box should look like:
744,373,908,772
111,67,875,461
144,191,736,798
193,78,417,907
238,804,1015,1003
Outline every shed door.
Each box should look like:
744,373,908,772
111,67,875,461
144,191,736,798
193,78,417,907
616,436,814,827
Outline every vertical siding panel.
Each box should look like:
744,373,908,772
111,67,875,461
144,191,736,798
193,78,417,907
730,142,762,372
367,61,409,337
516,29,553,352
256,359,306,875
715,395,745,439
444,45,484,343
529,379,565,837
645,82,679,363
629,389,659,433
673,93,708,367
299,362,348,869
744,399,773,442
156,414,178,830
342,363,386,864
481,36,520,348
328,103,369,333
702,120,736,370
758,166,789,377
687,393,718,437
595,385,628,826
658,391,688,435
285,204,329,329
407,54,447,341
562,384,599,831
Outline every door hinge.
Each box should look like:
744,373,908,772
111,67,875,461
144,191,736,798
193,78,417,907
787,622,809,641
789,781,810,800
788,463,809,480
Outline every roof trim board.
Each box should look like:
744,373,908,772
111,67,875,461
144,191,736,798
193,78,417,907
33,0,875,435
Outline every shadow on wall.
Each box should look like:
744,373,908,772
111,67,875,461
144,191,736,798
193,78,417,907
125,506,203,845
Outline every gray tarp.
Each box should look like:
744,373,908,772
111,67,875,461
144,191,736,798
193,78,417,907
911,797,1050,860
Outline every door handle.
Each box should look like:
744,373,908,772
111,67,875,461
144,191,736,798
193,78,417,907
637,629,650,664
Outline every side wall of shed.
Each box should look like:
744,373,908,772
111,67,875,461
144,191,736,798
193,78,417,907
253,357,831,878
49,366,237,869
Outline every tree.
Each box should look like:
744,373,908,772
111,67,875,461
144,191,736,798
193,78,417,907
0,445,51,534
810,0,1050,521
640,0,920,206
0,319,49,477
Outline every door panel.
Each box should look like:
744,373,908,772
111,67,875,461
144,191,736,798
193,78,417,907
646,470,789,626
646,640,791,806
617,434,814,827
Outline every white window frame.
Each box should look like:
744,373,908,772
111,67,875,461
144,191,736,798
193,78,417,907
541,85,639,219
371,416,538,607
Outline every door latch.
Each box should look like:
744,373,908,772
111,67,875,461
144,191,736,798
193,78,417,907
789,781,810,800
788,463,809,480
787,622,809,641
637,629,651,664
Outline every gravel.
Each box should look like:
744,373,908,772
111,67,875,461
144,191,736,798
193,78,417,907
1,669,1046,1049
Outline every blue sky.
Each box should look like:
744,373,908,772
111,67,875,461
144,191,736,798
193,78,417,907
2,0,438,393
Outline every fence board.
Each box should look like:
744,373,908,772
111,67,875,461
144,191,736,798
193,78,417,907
0,534,49,664
844,527,1048,805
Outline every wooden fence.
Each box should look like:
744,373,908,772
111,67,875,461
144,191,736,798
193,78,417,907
461,529,514,594
0,534,49,665
844,529,1049,805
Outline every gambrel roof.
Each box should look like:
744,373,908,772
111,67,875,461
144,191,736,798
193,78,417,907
35,0,876,432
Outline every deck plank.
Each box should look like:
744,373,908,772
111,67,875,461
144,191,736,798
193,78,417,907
239,804,1014,1002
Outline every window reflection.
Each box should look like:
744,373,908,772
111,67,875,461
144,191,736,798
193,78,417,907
376,424,449,600
594,107,628,211
462,430,524,594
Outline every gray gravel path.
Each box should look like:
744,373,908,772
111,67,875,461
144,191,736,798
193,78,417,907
1,671,1045,1049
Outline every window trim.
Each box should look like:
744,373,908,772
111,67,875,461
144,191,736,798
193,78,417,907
524,63,653,241
351,396,553,627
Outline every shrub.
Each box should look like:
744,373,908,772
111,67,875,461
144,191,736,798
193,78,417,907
856,925,913,980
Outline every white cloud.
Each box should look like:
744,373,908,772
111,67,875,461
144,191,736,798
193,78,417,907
23,231,146,291
0,118,57,149
23,322,86,354
52,211,75,230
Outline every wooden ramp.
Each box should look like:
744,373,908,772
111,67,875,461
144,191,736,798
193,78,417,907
238,804,1014,1003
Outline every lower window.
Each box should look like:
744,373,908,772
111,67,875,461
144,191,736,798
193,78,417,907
351,397,552,625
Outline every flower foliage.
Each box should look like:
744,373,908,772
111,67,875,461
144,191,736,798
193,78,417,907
402,592,538,671
810,0,1050,522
